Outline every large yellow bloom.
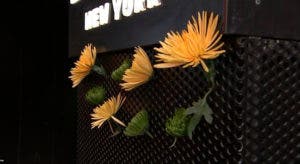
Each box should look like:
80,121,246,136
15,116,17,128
120,47,153,91
69,44,96,88
154,11,225,72
91,93,126,129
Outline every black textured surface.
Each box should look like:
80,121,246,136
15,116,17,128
227,0,300,40
237,38,300,163
77,37,300,163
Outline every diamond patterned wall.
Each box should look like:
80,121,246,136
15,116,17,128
76,37,300,163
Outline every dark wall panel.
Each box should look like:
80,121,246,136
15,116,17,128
227,0,300,40
76,37,300,163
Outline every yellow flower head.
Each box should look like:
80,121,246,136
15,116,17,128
91,93,126,129
154,11,225,72
69,44,97,88
120,47,153,91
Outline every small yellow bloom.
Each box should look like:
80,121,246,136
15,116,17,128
120,47,153,91
69,44,96,88
91,93,126,129
154,11,225,72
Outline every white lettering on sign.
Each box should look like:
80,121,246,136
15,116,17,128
85,0,162,30
112,0,123,20
134,0,146,13
147,0,161,8
85,3,111,30
122,0,134,17
70,0,81,5
99,3,111,25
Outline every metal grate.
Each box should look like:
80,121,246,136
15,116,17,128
238,38,300,163
76,37,300,163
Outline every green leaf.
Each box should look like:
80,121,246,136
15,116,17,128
111,58,131,81
92,64,106,76
186,98,214,139
202,101,213,124
185,106,199,115
85,86,106,105
124,110,150,137
185,98,204,115
204,114,213,124
187,114,202,140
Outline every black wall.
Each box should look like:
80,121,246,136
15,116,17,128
1,0,76,163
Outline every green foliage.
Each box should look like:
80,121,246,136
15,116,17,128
165,108,191,137
186,97,213,139
111,58,131,81
85,86,106,105
124,110,150,137
92,65,106,76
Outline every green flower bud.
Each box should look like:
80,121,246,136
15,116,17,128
85,86,106,105
124,110,152,138
165,108,190,137
111,58,131,81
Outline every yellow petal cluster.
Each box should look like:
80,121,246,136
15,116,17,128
69,44,96,88
154,11,225,72
91,93,126,129
120,47,153,91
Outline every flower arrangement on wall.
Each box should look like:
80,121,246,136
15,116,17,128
154,11,225,72
69,11,225,145
91,93,126,129
156,11,224,145
120,47,153,91
69,44,106,88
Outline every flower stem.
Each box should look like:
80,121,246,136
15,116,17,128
111,116,126,127
108,120,115,134
203,83,214,101
92,65,106,76
169,137,177,148
145,131,153,139
202,61,215,102
196,81,215,110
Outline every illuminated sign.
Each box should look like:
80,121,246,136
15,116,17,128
84,0,162,30
69,0,225,57
70,0,81,5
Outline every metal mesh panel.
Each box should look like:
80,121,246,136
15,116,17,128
76,37,300,163
239,38,300,163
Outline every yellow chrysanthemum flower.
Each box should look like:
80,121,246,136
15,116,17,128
154,11,225,72
91,93,126,129
69,44,96,88
120,47,153,91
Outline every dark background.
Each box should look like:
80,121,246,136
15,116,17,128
1,0,76,163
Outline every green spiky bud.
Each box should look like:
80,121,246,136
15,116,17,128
111,58,131,81
165,108,190,137
124,110,152,137
85,86,106,105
